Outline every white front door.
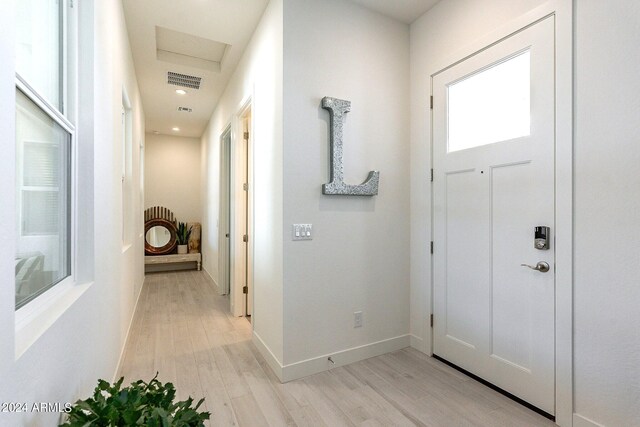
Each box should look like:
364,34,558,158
432,17,555,414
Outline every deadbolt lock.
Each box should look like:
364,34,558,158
534,226,550,250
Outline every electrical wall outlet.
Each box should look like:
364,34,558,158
293,224,313,241
354,311,363,328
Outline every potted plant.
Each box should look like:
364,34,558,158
176,222,192,254
60,374,210,426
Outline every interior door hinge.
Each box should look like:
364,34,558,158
430,95,433,110
243,183,248,191
243,286,248,294
430,241,434,254
69,0,74,8
430,314,434,328
243,235,248,243
244,131,249,140
430,168,434,182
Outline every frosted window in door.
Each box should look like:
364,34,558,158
447,51,530,152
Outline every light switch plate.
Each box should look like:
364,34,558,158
293,224,313,241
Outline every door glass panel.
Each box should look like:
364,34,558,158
447,50,530,152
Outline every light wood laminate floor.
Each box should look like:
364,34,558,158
119,271,556,427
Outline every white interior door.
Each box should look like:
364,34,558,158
230,107,252,318
219,128,231,295
243,113,253,317
432,17,555,414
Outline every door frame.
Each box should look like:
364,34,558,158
229,97,254,318
428,2,573,425
218,125,231,296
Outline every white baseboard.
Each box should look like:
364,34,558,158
252,331,284,381
573,414,605,427
252,333,411,384
410,334,426,352
282,334,410,382
202,267,221,294
113,275,145,382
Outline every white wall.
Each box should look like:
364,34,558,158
573,1,640,425
411,0,640,425
202,0,409,380
201,0,284,363
145,133,202,223
282,0,410,375
0,1,145,425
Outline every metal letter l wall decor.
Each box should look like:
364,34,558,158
321,97,380,196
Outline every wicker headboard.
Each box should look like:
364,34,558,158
144,206,177,224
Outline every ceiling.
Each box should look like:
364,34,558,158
122,0,269,138
349,0,440,24
123,0,438,139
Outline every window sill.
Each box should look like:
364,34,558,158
15,280,93,359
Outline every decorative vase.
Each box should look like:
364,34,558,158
188,223,201,254
177,245,188,254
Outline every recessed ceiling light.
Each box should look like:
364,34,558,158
175,89,187,95
172,127,180,132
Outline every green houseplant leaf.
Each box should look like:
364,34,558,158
176,222,193,246
60,373,210,427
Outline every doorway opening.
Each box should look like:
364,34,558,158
219,126,232,297
221,100,253,320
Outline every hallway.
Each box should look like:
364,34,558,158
119,272,554,426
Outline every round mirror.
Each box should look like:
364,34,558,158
146,226,171,248
144,218,177,255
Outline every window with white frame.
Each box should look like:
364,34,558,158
15,0,74,310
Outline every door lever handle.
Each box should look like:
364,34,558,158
521,261,550,273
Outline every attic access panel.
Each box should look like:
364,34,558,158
156,26,231,73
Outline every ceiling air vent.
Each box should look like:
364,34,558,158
167,71,201,90
177,107,193,113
